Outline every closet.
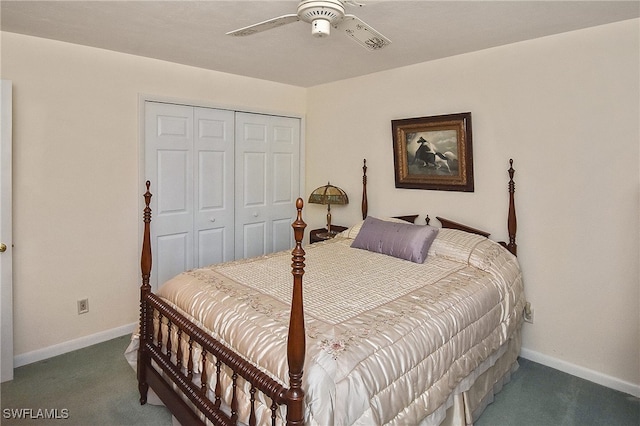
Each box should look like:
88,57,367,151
144,101,301,290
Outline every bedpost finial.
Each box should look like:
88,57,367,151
292,198,306,252
507,159,515,191
143,181,153,214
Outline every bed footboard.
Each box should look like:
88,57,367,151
140,294,289,425
137,182,307,425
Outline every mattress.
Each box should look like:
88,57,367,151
142,226,525,425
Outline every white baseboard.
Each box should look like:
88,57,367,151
14,322,137,368
520,347,640,398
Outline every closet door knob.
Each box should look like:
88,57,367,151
210,218,216,222
0,243,6,253
253,212,258,217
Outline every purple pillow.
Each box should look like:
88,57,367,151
350,216,439,263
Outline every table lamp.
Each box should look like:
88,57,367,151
308,182,349,238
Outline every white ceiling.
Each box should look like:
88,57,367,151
2,1,638,87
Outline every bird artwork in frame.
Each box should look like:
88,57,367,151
391,112,474,192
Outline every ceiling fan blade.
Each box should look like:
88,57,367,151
337,14,391,50
226,14,300,37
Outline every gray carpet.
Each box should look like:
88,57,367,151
1,335,171,425
1,336,638,425
476,358,639,426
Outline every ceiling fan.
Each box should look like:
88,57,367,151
226,0,391,51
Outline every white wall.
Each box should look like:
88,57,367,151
0,32,306,358
306,19,640,391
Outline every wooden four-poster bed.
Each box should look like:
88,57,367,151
133,159,523,425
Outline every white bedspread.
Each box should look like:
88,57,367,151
149,228,525,425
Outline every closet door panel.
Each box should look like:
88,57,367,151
273,153,293,203
145,102,194,290
269,116,301,254
197,149,228,267
157,150,189,214
241,222,267,259
272,218,294,253
236,151,268,257
198,228,225,266
242,121,268,144
198,151,225,208
242,152,267,207
194,108,235,267
235,113,270,259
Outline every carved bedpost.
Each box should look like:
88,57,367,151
506,160,517,256
286,198,306,426
138,181,153,404
361,159,368,220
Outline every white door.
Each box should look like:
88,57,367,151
1,80,13,382
193,107,235,267
146,102,194,290
235,112,300,259
145,102,234,290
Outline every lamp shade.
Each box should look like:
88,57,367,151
308,183,349,205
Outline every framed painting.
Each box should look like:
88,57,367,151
391,112,474,192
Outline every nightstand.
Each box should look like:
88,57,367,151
310,225,348,243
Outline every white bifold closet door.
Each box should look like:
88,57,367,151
145,102,235,290
234,112,300,260
145,102,300,291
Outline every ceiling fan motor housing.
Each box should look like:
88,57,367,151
298,0,345,37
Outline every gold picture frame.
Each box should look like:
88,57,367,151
392,112,474,192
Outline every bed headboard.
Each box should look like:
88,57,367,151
435,216,490,238
359,158,518,256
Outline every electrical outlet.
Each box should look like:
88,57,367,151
523,301,534,323
77,298,89,315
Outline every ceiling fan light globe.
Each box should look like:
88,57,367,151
312,19,331,37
